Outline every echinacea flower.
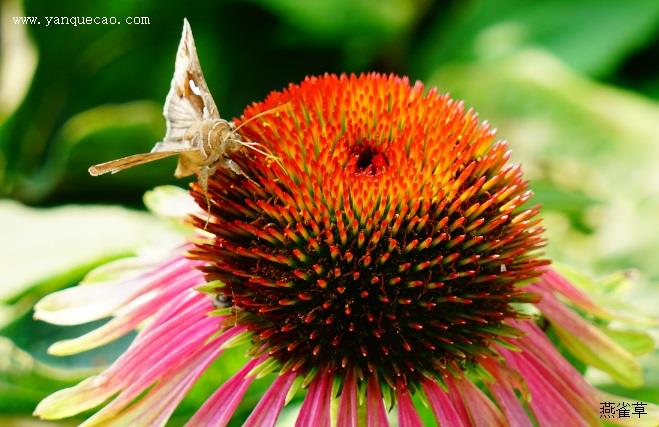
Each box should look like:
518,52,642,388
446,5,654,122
33,73,656,426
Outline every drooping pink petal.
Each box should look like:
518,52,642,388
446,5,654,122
423,379,469,427
337,369,358,427
522,349,597,426
449,376,506,427
537,269,607,316
186,357,264,427
481,359,532,427
132,286,209,345
500,348,598,426
296,371,332,427
33,374,118,420
243,371,297,427
80,325,245,426
397,387,423,427
82,333,225,427
366,375,389,427
48,268,203,355
446,377,472,424
487,381,532,427
106,293,215,388
527,283,642,388
511,319,597,406
34,253,199,326
110,319,231,404
34,292,217,419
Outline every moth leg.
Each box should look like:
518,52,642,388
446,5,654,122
223,159,260,186
198,166,214,228
223,158,246,177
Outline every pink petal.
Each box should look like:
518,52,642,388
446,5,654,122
36,254,201,326
337,370,358,427
527,284,642,388
34,293,216,419
243,371,297,427
49,269,203,355
538,269,605,316
108,296,217,389
186,357,264,427
511,319,597,406
450,376,506,427
488,381,532,427
296,371,332,427
423,379,469,427
132,289,210,345
100,343,219,426
446,379,471,424
397,387,423,427
83,326,244,424
501,349,597,426
481,360,532,427
367,375,389,427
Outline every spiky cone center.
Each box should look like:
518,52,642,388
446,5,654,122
190,73,548,389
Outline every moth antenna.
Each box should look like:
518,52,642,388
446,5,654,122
242,142,285,171
238,141,278,159
233,103,291,171
233,102,292,133
229,135,284,171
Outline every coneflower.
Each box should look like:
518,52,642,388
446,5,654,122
33,73,652,426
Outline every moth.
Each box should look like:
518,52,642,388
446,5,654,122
89,18,280,196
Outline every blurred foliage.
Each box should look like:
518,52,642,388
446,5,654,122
1,0,658,424
412,0,659,78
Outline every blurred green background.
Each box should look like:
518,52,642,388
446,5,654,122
1,0,658,425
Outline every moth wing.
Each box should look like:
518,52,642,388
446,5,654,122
88,151,183,176
163,18,219,145
149,139,203,178
89,20,217,178
174,152,205,178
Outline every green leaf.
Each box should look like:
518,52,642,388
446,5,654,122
251,0,419,43
552,264,659,327
552,322,643,388
596,351,659,406
250,0,422,68
28,102,166,199
601,328,655,357
0,200,173,304
0,337,91,414
0,0,37,122
413,0,659,78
